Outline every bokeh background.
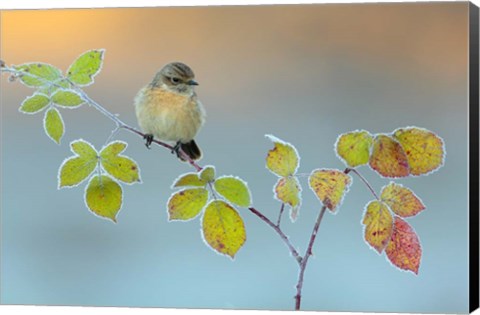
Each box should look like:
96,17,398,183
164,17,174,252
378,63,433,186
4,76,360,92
0,3,471,313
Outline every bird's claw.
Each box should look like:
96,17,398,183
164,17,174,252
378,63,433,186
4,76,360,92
144,134,154,149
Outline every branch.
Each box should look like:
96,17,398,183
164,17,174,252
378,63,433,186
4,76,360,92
294,205,327,311
276,203,285,227
345,168,379,200
248,207,302,265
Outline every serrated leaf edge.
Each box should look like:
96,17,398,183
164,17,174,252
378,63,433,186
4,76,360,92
43,107,64,145
380,181,426,217
334,129,374,168
83,173,123,223
18,92,50,115
67,49,105,87
308,168,352,215
265,134,301,177
391,125,446,177
166,188,209,222
214,175,253,207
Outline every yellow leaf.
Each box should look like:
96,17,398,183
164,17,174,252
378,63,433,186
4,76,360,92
85,175,122,223
335,130,373,167
309,169,352,212
274,177,302,221
393,127,445,176
362,200,393,253
44,107,64,144
19,93,50,114
214,176,251,207
202,200,246,258
167,188,209,221
58,156,97,188
172,173,206,188
199,165,216,182
369,135,409,178
70,139,98,159
265,135,299,177
380,182,425,217
100,141,141,184
386,217,422,274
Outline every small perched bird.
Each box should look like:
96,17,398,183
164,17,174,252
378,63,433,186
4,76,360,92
134,62,206,161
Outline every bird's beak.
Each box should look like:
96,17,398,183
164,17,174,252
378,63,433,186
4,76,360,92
187,79,199,86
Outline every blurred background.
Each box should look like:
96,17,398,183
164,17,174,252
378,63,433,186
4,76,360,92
0,3,471,313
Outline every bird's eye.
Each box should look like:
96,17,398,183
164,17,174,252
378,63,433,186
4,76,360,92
171,77,180,84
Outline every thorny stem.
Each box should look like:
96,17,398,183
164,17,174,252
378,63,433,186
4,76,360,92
294,205,327,311
345,167,379,200
248,207,302,265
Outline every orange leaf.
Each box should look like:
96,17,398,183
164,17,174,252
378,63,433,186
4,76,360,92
381,182,425,217
393,127,445,176
362,201,393,253
369,135,409,178
386,217,422,274
308,169,352,212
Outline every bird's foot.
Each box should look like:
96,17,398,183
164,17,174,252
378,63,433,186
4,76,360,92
172,141,182,158
144,134,154,149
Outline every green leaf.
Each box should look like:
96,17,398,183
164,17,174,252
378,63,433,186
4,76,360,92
51,89,84,108
44,107,64,144
58,140,98,188
265,135,299,177
167,188,209,221
38,79,71,95
19,93,50,114
100,141,141,184
309,169,352,212
67,49,105,86
335,130,373,167
15,63,62,87
214,176,251,207
274,176,302,221
172,173,206,188
199,165,215,182
85,175,122,223
202,200,246,258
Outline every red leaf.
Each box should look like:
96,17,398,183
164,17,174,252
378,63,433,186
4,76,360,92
386,217,422,274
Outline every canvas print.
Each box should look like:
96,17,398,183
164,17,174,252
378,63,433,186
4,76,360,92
1,2,478,313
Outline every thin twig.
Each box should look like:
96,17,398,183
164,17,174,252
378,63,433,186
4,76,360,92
345,168,379,200
248,207,302,265
276,203,285,227
294,205,327,311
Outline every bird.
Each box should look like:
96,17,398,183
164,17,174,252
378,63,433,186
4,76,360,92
134,62,206,161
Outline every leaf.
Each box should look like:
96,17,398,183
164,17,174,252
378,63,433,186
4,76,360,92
85,175,122,223
51,89,84,108
44,107,64,144
362,200,393,253
19,93,50,114
67,49,105,86
393,127,445,176
100,141,141,184
214,176,251,207
265,135,299,177
38,79,71,95
58,140,98,188
15,63,62,87
309,169,352,212
202,200,246,258
386,217,422,274
199,165,215,182
274,177,302,221
380,182,425,217
369,135,409,178
335,130,373,167
172,173,206,188
167,188,209,221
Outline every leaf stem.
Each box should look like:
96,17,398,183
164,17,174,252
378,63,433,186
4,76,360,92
276,203,285,227
248,207,302,265
345,168,379,200
294,205,327,311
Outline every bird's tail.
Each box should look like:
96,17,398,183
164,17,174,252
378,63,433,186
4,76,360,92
180,140,202,161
